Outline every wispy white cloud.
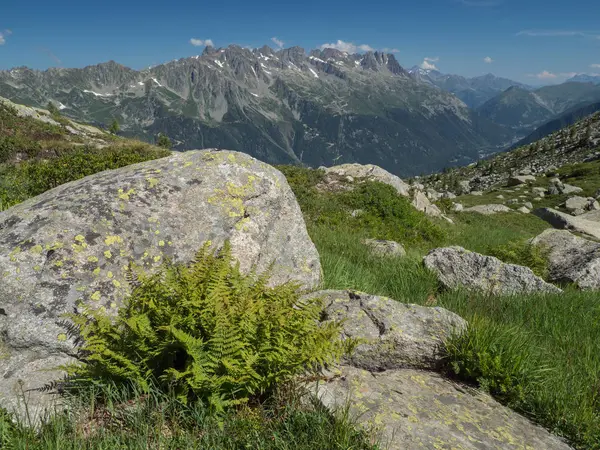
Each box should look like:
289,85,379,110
320,40,380,53
190,38,214,47
591,64,600,69
381,47,400,53
527,70,578,80
271,37,284,49
420,57,439,70
0,29,12,45
483,56,493,63
517,30,600,39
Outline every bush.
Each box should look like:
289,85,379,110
488,239,549,279
65,243,351,413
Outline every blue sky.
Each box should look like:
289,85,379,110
1,0,599,84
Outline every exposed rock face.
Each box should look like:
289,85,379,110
309,290,570,449
0,149,321,420
533,207,600,240
532,229,600,290
362,239,406,258
323,164,411,197
508,175,536,186
315,367,571,450
423,246,561,295
411,190,442,217
463,204,512,215
564,196,600,215
311,290,466,371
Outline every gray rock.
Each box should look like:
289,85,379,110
496,194,505,199
311,290,466,371
507,199,520,205
324,164,410,197
457,180,471,195
451,203,464,212
363,239,406,258
313,366,572,450
424,246,561,295
533,208,600,240
524,202,534,209
0,149,321,421
442,191,457,199
565,196,600,215
580,210,600,223
532,229,600,290
471,191,484,196
411,190,442,217
562,183,584,195
508,175,536,186
532,187,546,197
463,204,512,215
518,206,531,214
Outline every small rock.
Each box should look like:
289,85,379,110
532,187,546,197
496,195,505,199
463,204,512,215
423,246,561,295
362,239,406,258
518,206,531,214
451,203,464,212
508,175,536,186
507,199,519,205
471,191,484,196
524,202,533,209
350,209,363,217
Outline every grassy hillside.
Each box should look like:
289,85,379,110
279,165,600,449
1,100,600,448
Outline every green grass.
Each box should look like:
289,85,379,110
281,166,600,449
0,385,377,450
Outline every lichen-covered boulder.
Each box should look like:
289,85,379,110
0,149,321,420
532,229,600,290
424,247,561,295
362,239,406,258
323,164,410,197
313,366,571,450
308,290,466,371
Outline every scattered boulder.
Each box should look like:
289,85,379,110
524,202,534,209
508,175,536,186
0,150,322,421
423,246,561,295
496,194,505,199
532,187,546,198
531,230,600,290
457,180,471,195
533,208,600,240
311,290,466,371
442,191,457,199
565,196,600,216
411,190,442,217
314,366,571,450
451,203,464,212
363,239,406,258
518,206,531,214
324,164,410,197
309,290,570,449
563,184,584,195
463,204,512,215
471,191,484,196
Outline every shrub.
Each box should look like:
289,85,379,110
64,243,351,413
488,239,549,279
156,133,173,149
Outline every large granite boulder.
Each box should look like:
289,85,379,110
533,207,600,240
323,164,410,197
362,239,406,258
531,229,600,290
309,290,466,371
309,290,570,449
315,366,571,450
423,246,561,295
0,149,321,420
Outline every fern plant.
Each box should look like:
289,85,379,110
64,242,351,413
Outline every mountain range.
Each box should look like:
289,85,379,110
0,45,512,176
0,44,598,176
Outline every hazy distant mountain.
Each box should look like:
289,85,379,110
0,46,512,176
476,82,600,133
408,67,530,108
567,74,600,85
